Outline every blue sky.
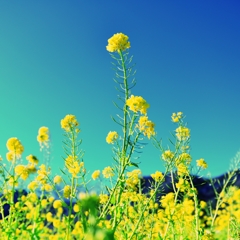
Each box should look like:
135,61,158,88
0,1,240,181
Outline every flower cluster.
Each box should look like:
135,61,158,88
106,131,118,144
162,150,175,161
171,112,183,122
102,166,114,178
126,169,141,189
126,95,150,115
196,158,208,169
175,126,190,141
106,33,130,53
61,114,79,132
6,137,24,160
37,126,49,150
92,170,100,180
151,171,164,182
137,116,155,139
65,155,84,177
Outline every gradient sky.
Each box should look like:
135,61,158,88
0,1,240,182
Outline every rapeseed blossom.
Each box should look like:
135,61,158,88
63,185,71,198
15,165,29,180
92,170,100,180
126,95,150,115
6,137,24,154
65,155,84,177
6,137,24,160
26,154,39,165
106,33,130,53
28,181,38,191
102,166,114,178
171,112,183,122
53,200,62,209
106,131,118,144
37,126,49,150
61,114,79,132
196,158,208,169
126,169,141,189
54,175,62,184
137,116,155,139
162,150,174,161
177,163,189,176
99,194,109,204
175,126,190,141
151,171,164,182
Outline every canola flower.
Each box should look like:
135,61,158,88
65,155,84,177
61,114,79,132
151,171,164,182
92,170,100,180
106,32,130,53
171,112,183,122
175,125,190,141
197,158,208,169
162,150,174,161
26,154,39,165
102,166,114,178
137,115,156,139
126,95,150,115
61,114,78,131
106,131,118,144
37,126,49,151
15,165,29,180
6,137,24,160
53,175,62,184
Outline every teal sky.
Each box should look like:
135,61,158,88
0,1,240,181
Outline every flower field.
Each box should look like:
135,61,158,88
0,33,240,240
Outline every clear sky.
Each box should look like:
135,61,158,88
0,1,239,181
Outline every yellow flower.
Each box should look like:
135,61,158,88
126,169,141,189
15,165,29,180
8,176,18,187
126,95,150,115
171,112,183,122
102,166,114,178
65,155,83,177
137,116,155,139
160,192,175,208
63,185,71,198
177,163,189,176
196,158,208,169
151,171,164,182
26,164,37,174
61,114,79,132
73,204,80,213
41,199,48,208
53,219,61,228
162,150,174,161
6,151,14,161
106,131,118,144
176,178,190,192
106,33,130,53
26,155,39,165
54,175,62,184
99,194,109,204
92,170,100,180
6,137,24,155
53,200,62,209
43,184,52,192
175,126,190,141
28,181,38,191
37,127,49,142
